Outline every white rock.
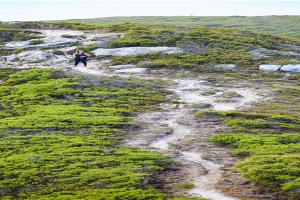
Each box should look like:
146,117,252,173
6,54,19,62
92,47,183,56
115,68,148,74
280,64,300,73
58,46,77,54
109,64,137,69
40,30,84,37
215,64,236,70
259,65,281,72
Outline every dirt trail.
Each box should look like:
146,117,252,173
70,63,262,200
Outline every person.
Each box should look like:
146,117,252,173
73,50,91,67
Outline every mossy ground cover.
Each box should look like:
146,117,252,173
100,23,300,70
0,68,198,200
196,72,300,199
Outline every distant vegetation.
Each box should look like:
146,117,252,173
59,16,300,36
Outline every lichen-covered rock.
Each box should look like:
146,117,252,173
92,47,183,56
259,65,281,72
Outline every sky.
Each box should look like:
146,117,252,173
0,0,299,21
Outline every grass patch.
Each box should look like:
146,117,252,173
0,68,174,199
29,39,44,45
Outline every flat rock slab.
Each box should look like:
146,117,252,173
280,64,300,73
109,64,137,69
41,30,84,37
250,48,299,58
92,47,183,56
259,65,281,72
214,64,236,70
6,51,54,61
115,68,148,74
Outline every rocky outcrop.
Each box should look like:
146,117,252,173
92,47,183,56
4,36,78,50
6,51,54,62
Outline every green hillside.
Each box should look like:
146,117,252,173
59,16,300,36
0,21,300,199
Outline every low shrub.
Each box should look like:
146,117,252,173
29,39,44,45
12,48,24,54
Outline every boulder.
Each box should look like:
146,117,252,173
115,68,148,74
280,64,300,73
92,47,183,56
259,65,281,72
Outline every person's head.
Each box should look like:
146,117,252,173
75,50,80,54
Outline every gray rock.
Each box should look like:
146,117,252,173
250,48,299,58
92,47,183,56
115,68,148,74
109,64,136,69
215,64,236,70
47,56,70,66
58,46,77,54
18,51,54,61
259,65,281,72
280,64,300,73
